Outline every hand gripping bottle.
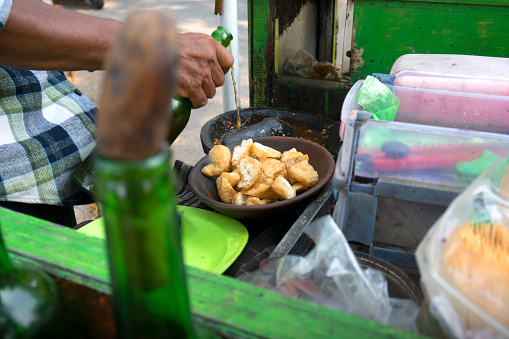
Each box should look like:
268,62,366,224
168,26,233,144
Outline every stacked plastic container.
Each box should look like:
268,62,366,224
334,54,509,338
335,79,509,190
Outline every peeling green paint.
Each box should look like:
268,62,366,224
249,0,272,107
355,0,509,5
352,1,509,79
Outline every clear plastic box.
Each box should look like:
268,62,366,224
341,120,509,188
390,54,509,95
334,84,509,271
333,75,509,313
392,72,509,96
415,160,509,338
341,80,509,135
390,54,509,97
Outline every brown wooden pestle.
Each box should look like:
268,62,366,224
96,11,179,161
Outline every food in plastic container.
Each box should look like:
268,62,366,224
415,159,509,339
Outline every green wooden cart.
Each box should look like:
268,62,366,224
3,0,509,337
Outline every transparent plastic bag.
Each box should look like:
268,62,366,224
416,159,509,339
241,215,420,333
356,75,400,121
284,50,342,81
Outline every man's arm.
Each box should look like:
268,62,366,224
0,0,120,71
0,0,234,108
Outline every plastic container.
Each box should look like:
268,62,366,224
415,160,509,338
391,72,509,96
391,54,509,95
390,54,509,108
336,118,509,189
340,80,509,138
390,54,509,83
334,73,509,288
334,109,509,268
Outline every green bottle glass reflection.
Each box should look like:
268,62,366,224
168,26,233,144
0,224,58,338
95,149,193,338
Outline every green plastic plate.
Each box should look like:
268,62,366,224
77,205,248,274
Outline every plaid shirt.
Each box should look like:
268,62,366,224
0,0,97,206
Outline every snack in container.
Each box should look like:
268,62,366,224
415,159,509,339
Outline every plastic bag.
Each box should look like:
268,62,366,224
356,75,400,121
284,50,342,81
241,215,420,333
415,159,509,339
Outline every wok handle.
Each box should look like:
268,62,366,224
96,11,179,161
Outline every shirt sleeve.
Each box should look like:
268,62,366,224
0,0,13,32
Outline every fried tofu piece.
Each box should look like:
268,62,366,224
245,196,270,205
288,160,319,187
261,158,287,179
216,177,237,204
250,154,260,161
201,145,231,176
220,169,241,187
279,168,295,184
251,142,281,159
232,192,247,205
231,138,253,167
259,174,274,185
281,149,309,169
261,188,281,201
241,177,276,199
237,156,262,190
280,148,296,163
292,183,307,194
242,174,280,201
271,175,296,200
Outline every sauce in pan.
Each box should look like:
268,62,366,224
223,114,330,149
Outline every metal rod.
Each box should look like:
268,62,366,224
220,0,239,112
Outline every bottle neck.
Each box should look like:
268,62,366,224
0,228,14,276
212,26,233,47
173,95,192,112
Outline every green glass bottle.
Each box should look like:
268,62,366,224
168,26,233,144
96,150,193,338
0,224,58,338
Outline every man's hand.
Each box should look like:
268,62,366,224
178,33,234,108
